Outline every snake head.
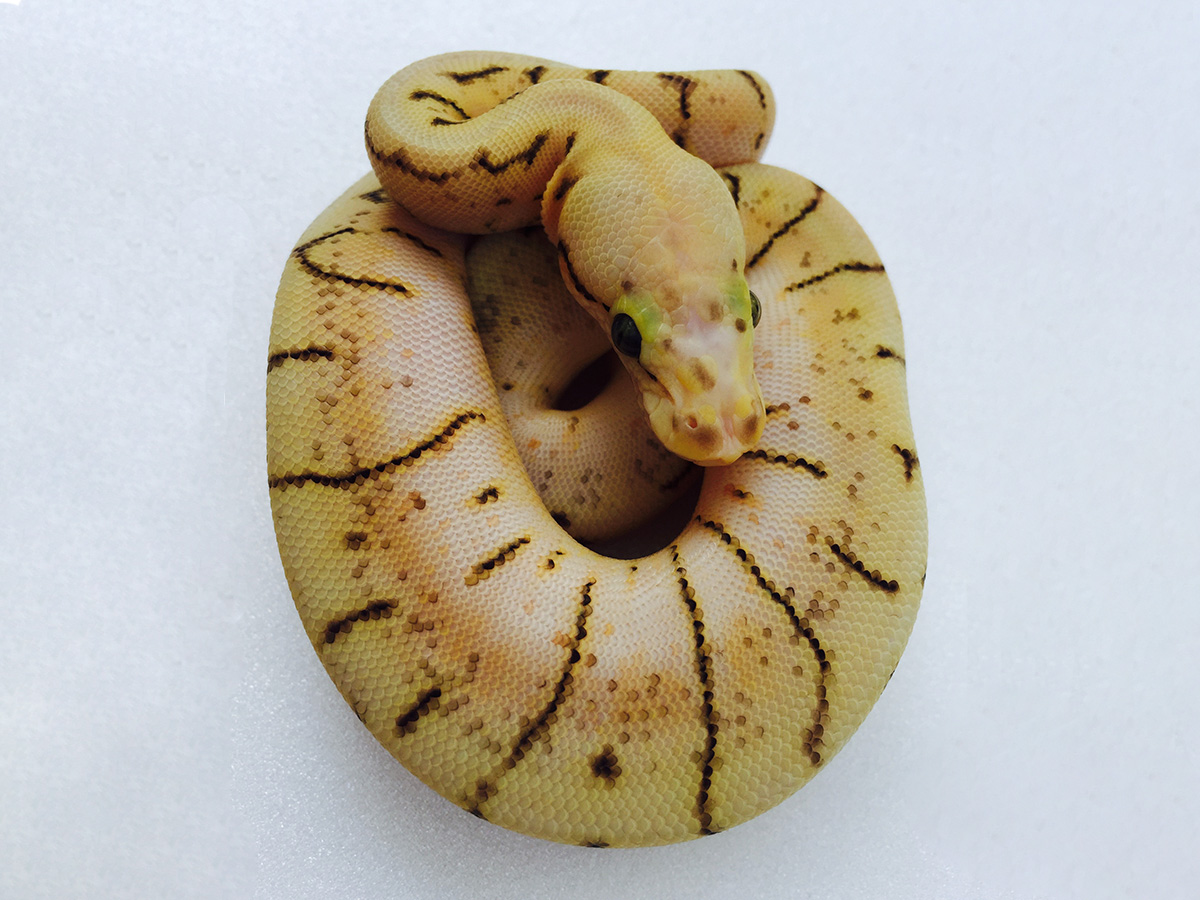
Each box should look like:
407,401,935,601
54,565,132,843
543,139,766,466
611,278,764,466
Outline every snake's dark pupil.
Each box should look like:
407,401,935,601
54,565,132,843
749,290,762,327
611,313,642,357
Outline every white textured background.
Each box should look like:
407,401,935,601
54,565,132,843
2,2,1197,898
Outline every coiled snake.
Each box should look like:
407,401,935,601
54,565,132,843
266,51,926,847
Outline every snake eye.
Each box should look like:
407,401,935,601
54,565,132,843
749,290,762,327
611,313,642,358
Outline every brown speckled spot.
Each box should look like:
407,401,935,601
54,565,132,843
892,444,919,482
474,486,500,504
737,412,761,444
680,419,719,453
590,745,622,785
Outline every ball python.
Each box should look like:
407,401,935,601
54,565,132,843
266,51,926,847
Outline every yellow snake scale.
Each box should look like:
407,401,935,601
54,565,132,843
266,51,926,847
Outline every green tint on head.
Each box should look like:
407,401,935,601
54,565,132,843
609,273,764,466
611,291,666,345
722,276,759,332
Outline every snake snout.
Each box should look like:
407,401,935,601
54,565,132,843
648,383,764,467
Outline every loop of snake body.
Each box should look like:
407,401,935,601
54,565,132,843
267,51,927,847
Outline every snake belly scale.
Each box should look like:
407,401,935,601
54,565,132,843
267,51,926,847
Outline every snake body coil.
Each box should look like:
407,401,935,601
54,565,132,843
267,52,926,847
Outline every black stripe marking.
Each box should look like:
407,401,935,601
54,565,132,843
524,65,546,84
322,598,399,645
746,188,824,270
697,519,832,766
657,73,696,120
672,547,718,835
267,346,334,372
553,174,578,201
365,124,456,185
892,444,918,482
444,65,508,84
556,240,608,309
473,580,595,808
382,226,443,258
268,410,484,489
742,448,827,478
293,226,354,250
395,687,442,734
720,172,742,207
358,188,391,204
826,538,900,593
464,536,531,584
737,70,768,110
875,345,906,364
787,262,886,293
294,227,414,294
589,70,610,84
473,485,500,504
472,132,548,175
409,89,470,122
698,521,816,652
